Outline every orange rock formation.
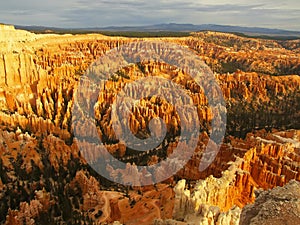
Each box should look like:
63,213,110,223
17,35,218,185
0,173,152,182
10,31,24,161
0,26,299,224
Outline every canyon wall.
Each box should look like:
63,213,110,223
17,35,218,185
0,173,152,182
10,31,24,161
0,26,299,224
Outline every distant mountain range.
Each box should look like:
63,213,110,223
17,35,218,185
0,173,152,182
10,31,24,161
15,23,300,38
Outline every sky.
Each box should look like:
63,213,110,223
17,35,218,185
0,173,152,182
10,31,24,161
0,0,300,31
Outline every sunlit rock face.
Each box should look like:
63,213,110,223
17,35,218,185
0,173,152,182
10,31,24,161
156,129,300,224
0,26,299,224
0,24,37,43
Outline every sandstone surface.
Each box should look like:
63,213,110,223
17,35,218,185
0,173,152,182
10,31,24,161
0,25,299,224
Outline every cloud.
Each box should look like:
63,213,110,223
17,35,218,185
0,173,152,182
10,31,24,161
0,0,299,30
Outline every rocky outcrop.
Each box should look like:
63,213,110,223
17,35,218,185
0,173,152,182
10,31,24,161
0,52,44,87
239,180,300,225
0,25,37,43
171,179,242,225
